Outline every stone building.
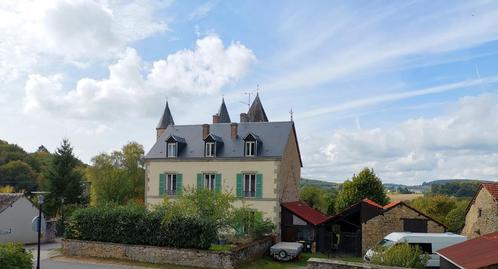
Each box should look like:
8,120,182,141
144,95,302,238
323,199,446,256
462,183,498,239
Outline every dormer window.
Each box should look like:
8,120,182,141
205,142,215,157
245,141,255,157
167,143,177,157
243,133,260,157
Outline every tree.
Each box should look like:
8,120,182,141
410,195,457,224
87,142,145,205
445,200,468,232
44,139,86,217
0,160,37,191
300,186,337,215
335,168,389,212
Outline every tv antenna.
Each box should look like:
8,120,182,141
290,107,294,121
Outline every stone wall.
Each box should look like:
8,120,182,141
361,204,445,254
462,188,498,239
62,237,272,269
307,258,410,269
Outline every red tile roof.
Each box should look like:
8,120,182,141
362,198,383,209
383,201,401,209
282,201,329,225
437,231,498,269
482,183,498,200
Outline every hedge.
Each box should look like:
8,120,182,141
65,204,217,249
0,243,33,269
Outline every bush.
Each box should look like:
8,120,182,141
231,205,274,238
65,204,217,249
370,243,429,269
0,243,33,269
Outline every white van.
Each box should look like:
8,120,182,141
364,232,466,268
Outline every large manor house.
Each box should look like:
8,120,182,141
144,95,302,235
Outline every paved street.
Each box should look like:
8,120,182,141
40,257,154,269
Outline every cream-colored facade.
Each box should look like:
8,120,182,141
462,186,498,239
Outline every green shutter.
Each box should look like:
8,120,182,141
256,173,263,198
215,174,222,192
197,173,203,191
236,173,243,197
159,173,165,196
176,174,183,196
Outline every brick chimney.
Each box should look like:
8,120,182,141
202,124,210,139
240,113,248,123
230,123,238,139
212,114,220,123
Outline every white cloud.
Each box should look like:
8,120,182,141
301,93,498,184
0,0,168,81
23,35,255,120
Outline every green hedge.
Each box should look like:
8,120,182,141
0,243,33,269
65,205,217,249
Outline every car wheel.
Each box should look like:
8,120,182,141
278,250,288,259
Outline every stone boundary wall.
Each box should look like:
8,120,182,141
62,237,272,269
307,258,412,269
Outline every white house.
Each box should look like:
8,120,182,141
0,193,49,244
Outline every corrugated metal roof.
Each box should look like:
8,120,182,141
282,201,329,226
145,121,295,160
437,231,498,269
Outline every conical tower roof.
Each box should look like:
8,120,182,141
217,98,231,123
247,93,268,122
156,101,175,129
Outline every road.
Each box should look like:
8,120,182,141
40,257,154,269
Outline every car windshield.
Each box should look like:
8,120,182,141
378,239,395,248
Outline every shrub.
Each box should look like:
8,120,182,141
370,243,429,269
231,205,274,238
65,204,217,249
0,243,33,269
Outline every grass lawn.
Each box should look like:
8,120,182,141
241,252,362,269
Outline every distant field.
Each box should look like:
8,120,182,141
388,193,424,201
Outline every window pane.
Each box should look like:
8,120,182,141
250,175,256,192
172,174,176,191
250,142,255,155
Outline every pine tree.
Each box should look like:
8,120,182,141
45,139,86,217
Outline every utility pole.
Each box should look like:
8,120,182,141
32,191,49,269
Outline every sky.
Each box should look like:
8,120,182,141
1,1,498,185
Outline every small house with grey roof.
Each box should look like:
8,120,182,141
144,94,302,238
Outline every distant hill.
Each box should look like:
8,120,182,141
300,178,339,190
421,179,492,186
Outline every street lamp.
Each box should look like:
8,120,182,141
32,191,49,269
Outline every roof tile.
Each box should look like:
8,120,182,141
282,201,329,225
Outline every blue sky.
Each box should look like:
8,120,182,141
1,1,498,184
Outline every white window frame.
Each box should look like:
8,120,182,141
165,174,177,195
167,143,177,157
204,173,215,190
243,173,256,197
205,142,215,157
245,141,256,157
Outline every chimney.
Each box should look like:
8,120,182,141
240,113,248,123
230,123,238,139
212,114,220,124
202,124,210,139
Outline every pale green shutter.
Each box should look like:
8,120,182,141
215,174,222,192
159,173,165,196
176,174,183,196
256,173,263,198
236,173,243,197
197,173,203,191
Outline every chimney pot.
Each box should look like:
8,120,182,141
230,123,238,139
240,113,248,123
212,114,220,124
202,124,210,139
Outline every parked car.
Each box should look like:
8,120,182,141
364,232,467,268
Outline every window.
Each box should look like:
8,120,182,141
403,219,428,233
167,143,177,157
205,142,215,157
244,174,256,197
165,174,176,195
204,174,215,190
245,141,256,156
408,243,432,254
478,208,482,218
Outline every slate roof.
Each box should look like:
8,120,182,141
217,98,231,123
247,94,268,122
156,101,175,129
0,193,23,214
437,231,498,269
282,201,329,226
145,121,301,165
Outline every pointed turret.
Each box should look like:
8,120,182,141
217,98,231,123
247,93,268,122
156,101,175,139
